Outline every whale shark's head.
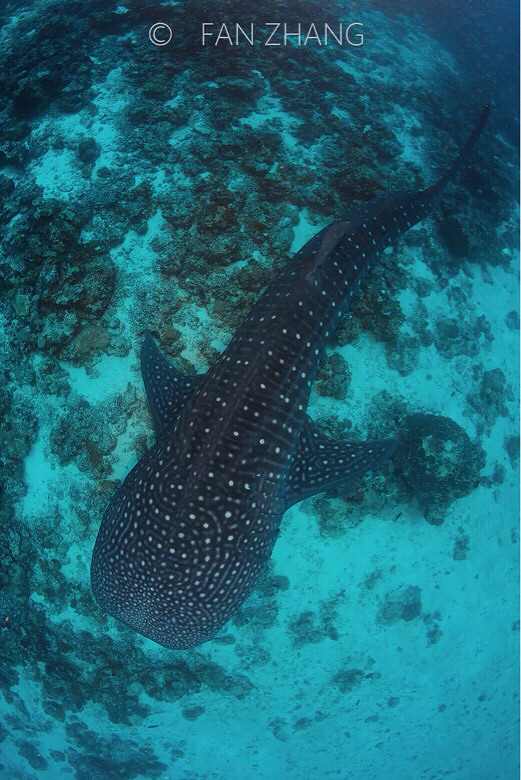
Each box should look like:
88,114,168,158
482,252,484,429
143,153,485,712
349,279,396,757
90,458,281,649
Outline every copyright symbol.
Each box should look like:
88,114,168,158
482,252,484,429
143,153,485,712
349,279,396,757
149,22,173,47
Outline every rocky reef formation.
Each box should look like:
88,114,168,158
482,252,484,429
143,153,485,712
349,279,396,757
394,413,485,524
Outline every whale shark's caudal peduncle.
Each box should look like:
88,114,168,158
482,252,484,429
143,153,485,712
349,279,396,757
91,106,489,649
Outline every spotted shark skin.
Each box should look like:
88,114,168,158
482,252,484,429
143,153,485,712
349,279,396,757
91,107,489,649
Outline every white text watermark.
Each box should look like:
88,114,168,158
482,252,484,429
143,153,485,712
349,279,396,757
148,22,364,48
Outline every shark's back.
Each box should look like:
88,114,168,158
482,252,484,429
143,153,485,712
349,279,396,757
91,107,489,649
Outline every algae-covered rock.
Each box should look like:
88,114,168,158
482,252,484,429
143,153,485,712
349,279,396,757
394,413,485,524
14,293,30,317
70,324,110,363
48,396,116,478
466,367,510,427
378,585,422,624
505,435,520,468
0,399,38,463
77,137,100,165
433,315,491,359
316,352,351,400
332,668,365,694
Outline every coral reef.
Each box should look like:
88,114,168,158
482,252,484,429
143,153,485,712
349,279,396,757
466,367,513,431
316,352,351,400
394,413,485,524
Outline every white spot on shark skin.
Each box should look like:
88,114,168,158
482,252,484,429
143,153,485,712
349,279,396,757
91,108,488,650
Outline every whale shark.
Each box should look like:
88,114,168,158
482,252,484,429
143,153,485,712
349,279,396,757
91,106,489,649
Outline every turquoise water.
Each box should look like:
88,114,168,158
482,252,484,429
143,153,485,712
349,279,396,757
0,0,519,778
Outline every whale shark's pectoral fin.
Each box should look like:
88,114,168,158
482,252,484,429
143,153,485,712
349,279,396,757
285,417,397,509
140,333,204,437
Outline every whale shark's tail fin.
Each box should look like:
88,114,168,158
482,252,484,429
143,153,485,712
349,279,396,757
426,104,490,197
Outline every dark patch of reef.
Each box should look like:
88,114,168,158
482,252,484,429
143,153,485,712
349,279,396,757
0,0,518,773
377,584,422,624
394,413,486,525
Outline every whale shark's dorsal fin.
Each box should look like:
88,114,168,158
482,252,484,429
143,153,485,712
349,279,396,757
285,417,397,509
140,334,203,436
